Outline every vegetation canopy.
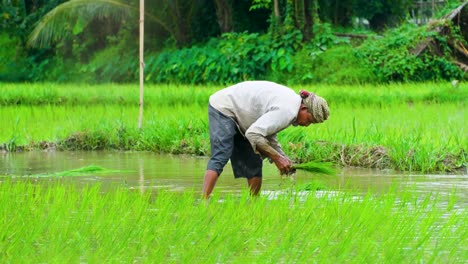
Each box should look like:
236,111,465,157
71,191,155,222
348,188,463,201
1,0,467,83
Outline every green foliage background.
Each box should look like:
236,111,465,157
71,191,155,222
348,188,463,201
1,0,467,84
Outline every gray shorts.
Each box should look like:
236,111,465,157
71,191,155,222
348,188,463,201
207,104,263,178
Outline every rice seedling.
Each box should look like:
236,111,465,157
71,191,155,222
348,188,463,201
0,83,465,263
292,161,336,175
14,165,128,178
0,82,466,106
0,180,466,263
0,83,465,172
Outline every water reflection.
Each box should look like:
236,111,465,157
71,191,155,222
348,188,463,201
0,151,467,203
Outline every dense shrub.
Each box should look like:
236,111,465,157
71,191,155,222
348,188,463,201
3,21,465,85
266,23,377,85
296,45,377,85
145,30,302,84
356,23,464,82
0,34,29,82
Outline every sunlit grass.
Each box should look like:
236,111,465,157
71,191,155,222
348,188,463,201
0,83,466,172
0,104,206,144
1,83,465,262
0,180,466,262
0,82,466,106
281,103,467,171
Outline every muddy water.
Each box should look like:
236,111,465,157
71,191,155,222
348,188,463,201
1,151,467,201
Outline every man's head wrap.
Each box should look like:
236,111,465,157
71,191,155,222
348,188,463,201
299,90,330,123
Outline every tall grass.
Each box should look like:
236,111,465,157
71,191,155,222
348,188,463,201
281,103,467,172
0,82,466,106
0,180,466,262
0,83,466,172
0,83,214,107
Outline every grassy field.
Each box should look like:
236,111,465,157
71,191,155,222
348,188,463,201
0,82,466,106
0,83,466,172
1,82,466,262
0,180,466,263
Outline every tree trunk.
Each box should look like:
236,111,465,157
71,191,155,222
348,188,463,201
169,0,192,47
274,0,280,19
294,0,305,31
311,0,319,24
303,0,314,41
293,0,316,41
214,0,233,33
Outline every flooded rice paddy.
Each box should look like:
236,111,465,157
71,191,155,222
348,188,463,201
1,151,467,203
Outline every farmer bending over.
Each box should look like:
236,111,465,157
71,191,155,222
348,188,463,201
202,81,329,198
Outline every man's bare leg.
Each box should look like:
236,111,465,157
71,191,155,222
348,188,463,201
247,177,262,196
203,170,219,199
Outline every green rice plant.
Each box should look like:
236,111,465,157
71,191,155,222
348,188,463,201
14,165,128,178
296,180,328,191
0,180,466,262
3,137,17,152
0,82,466,107
281,102,467,172
292,161,336,175
0,83,466,172
0,102,465,172
0,83,216,107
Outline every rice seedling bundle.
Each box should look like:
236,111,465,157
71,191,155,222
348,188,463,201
292,161,336,175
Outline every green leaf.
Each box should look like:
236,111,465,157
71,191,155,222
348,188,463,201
277,48,286,56
72,16,86,35
279,57,287,70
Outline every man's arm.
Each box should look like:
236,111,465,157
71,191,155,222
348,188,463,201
250,135,292,175
244,110,294,174
267,134,287,158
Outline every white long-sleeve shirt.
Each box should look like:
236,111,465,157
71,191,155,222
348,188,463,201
209,81,302,157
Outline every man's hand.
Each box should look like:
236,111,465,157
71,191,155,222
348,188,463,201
255,143,293,175
273,155,293,175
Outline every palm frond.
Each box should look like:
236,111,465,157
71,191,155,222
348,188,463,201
28,0,136,48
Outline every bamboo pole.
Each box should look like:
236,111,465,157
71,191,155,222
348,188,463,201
138,0,145,129
273,0,280,20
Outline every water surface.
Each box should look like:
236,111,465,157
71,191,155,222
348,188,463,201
1,151,467,202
